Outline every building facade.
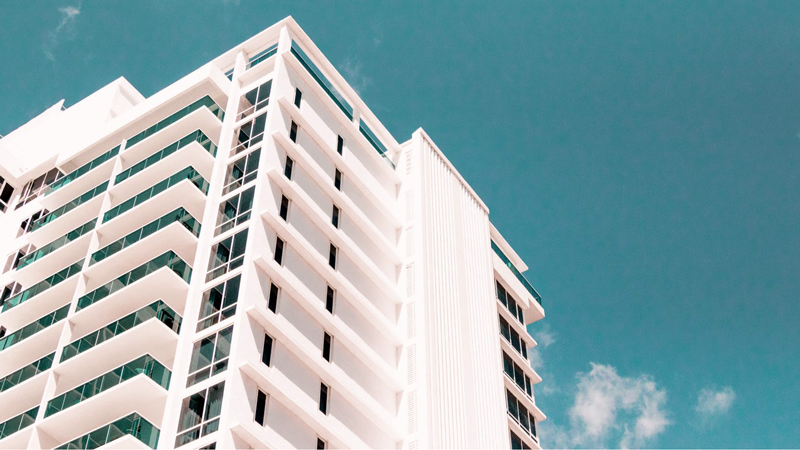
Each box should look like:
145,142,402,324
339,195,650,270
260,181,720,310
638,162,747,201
0,17,545,450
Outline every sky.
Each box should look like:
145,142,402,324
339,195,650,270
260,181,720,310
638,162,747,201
1,1,799,448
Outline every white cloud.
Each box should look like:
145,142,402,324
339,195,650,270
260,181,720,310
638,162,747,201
341,59,371,95
43,5,81,62
696,386,736,416
567,363,670,448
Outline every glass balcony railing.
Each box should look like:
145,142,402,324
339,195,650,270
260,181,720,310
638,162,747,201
90,208,200,266
246,44,278,70
44,355,170,418
61,300,182,362
30,182,108,232
0,305,70,352
0,353,55,393
56,413,160,449
0,407,38,440
16,220,96,270
125,96,224,149
3,260,84,312
491,240,542,306
76,251,192,312
115,130,217,185
290,40,354,120
46,146,120,196
359,119,396,169
103,167,209,223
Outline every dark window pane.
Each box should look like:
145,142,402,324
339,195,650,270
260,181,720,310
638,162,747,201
294,88,303,108
268,283,279,313
336,135,343,155
254,390,267,425
262,334,273,366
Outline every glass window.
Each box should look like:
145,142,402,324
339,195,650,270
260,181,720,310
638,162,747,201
0,176,14,213
238,80,272,120
215,187,255,235
279,195,290,220
328,244,337,269
254,390,267,425
322,333,332,362
336,135,344,155
274,237,285,265
319,383,329,415
15,168,62,209
187,327,233,386
262,334,273,367
334,169,342,190
175,382,225,447
331,205,340,229
268,283,279,313
284,156,294,180
223,149,260,195
289,121,298,143
317,438,327,450
325,286,335,313
233,113,267,155
294,88,303,108
207,229,248,281
197,275,241,331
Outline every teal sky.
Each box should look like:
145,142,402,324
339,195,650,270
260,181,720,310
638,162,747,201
2,1,799,448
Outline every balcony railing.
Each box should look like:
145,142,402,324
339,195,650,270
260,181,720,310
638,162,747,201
246,44,278,70
0,407,38,440
90,208,200,266
30,182,109,232
61,300,181,362
125,96,224,149
76,251,192,312
56,413,160,449
0,305,70,352
46,146,120,196
44,354,171,417
2,260,84,312
491,240,542,306
359,119,395,169
290,40,354,120
0,353,54,393
103,167,209,223
16,220,96,270
115,130,217,185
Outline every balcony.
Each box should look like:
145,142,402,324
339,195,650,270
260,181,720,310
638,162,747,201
492,250,544,323
14,220,94,286
38,356,169,447
124,95,223,151
113,132,215,203
491,241,542,305
0,304,69,374
0,353,53,419
55,413,159,449
41,146,120,209
0,406,38,448
1,260,82,332
26,183,107,248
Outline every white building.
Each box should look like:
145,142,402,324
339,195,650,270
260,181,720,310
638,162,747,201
0,17,546,450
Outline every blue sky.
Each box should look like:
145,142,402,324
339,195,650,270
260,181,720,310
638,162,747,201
2,1,799,447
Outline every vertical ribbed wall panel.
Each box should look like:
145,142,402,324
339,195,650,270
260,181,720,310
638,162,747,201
414,131,507,449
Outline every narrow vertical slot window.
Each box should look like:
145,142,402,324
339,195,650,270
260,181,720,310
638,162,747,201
317,437,327,449
294,88,303,108
336,135,344,155
254,390,267,425
262,334,273,367
334,169,342,190
322,333,332,362
268,283,279,313
331,205,340,229
284,157,294,180
279,195,290,221
328,244,337,269
325,286,335,313
319,383,329,414
274,237,285,265
289,121,298,143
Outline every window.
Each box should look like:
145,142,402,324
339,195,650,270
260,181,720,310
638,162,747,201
262,334,274,367
18,209,47,237
215,187,255,236
319,383,329,414
15,168,62,209
238,80,272,120
328,244,337,269
503,352,533,398
175,382,225,447
284,156,294,180
497,281,525,324
274,237,285,265
254,390,267,425
197,275,241,331
317,437,327,449
268,283,279,313
336,135,344,155
294,88,303,108
0,175,14,213
510,430,531,450
506,389,537,441
325,286,335,313
187,326,233,386
233,113,267,155
207,229,248,281
290,121,298,143
0,282,22,307
4,244,34,274
499,315,528,360
223,149,260,195
322,333,332,362
279,195,290,220
331,205,340,229
334,169,342,190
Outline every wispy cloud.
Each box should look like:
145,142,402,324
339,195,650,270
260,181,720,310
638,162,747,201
341,59,372,95
562,363,670,448
696,386,736,417
43,5,81,62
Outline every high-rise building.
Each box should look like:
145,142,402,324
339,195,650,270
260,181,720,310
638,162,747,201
0,17,545,450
